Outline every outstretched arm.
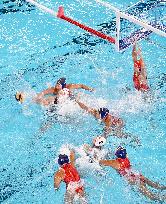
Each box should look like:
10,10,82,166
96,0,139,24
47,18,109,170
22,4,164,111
70,150,75,166
132,43,138,62
67,84,94,92
37,87,55,98
99,159,120,170
103,119,112,137
132,44,148,80
76,100,98,118
137,48,147,79
54,169,64,190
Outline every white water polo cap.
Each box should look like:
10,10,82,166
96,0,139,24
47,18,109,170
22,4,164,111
93,136,106,147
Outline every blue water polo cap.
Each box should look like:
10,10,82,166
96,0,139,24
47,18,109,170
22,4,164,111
57,77,66,89
115,146,127,159
98,108,109,119
58,154,69,166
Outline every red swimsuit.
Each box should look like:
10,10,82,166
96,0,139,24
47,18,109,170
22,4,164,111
61,163,83,193
116,158,144,182
133,60,149,92
116,158,131,176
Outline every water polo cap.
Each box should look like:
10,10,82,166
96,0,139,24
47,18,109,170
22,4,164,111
115,146,127,159
93,136,106,147
58,154,69,166
98,108,109,119
57,77,66,89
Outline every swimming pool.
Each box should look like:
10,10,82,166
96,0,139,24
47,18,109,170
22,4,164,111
0,0,166,203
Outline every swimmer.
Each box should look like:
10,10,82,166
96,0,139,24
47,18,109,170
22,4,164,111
76,99,140,146
75,136,109,178
83,136,107,162
37,77,94,104
15,77,94,105
75,136,107,169
132,42,150,92
99,146,166,201
54,149,87,204
36,78,94,132
75,99,125,138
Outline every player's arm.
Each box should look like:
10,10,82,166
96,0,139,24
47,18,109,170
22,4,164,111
67,84,94,92
76,100,97,117
132,43,138,62
99,159,120,170
103,120,112,137
37,87,55,98
70,150,75,166
54,169,64,190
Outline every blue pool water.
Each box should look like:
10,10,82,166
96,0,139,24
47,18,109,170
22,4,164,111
0,0,166,203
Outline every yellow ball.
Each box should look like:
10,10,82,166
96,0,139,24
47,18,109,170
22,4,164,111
15,92,24,103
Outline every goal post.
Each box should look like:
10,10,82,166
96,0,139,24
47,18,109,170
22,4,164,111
95,0,166,51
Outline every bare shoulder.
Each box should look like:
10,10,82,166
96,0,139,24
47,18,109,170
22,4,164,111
54,168,65,178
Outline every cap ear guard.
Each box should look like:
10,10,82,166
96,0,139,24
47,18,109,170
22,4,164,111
115,146,127,159
58,154,69,166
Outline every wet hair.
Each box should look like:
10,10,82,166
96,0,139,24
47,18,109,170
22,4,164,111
56,77,66,89
98,108,109,119
58,154,69,166
115,146,127,159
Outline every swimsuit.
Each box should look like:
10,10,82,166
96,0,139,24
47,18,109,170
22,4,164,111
61,163,83,193
53,88,70,104
57,88,70,103
116,158,131,176
133,60,149,91
116,158,144,182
